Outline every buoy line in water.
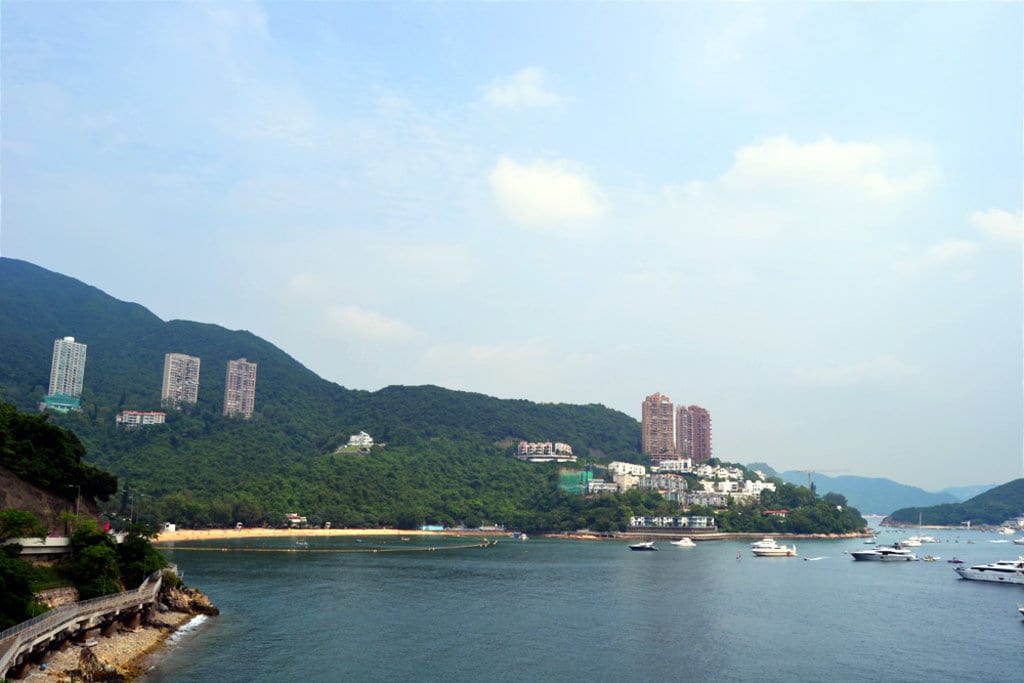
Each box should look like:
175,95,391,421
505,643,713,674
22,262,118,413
163,540,497,554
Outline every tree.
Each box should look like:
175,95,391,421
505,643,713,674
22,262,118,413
0,508,47,542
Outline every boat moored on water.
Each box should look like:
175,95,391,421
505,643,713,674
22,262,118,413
953,557,1024,585
750,538,797,557
629,541,658,551
850,543,918,562
670,537,696,548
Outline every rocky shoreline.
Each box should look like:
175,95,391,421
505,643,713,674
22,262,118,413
18,585,217,683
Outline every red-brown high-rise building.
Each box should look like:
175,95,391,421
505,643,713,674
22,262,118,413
676,405,693,459
641,393,675,459
687,405,712,464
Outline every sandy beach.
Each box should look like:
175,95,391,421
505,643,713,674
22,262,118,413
153,527,480,544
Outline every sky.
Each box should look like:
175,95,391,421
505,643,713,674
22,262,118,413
2,2,1022,491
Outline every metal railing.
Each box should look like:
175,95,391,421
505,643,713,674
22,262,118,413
0,570,164,676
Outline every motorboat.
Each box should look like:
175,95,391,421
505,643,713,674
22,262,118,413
953,557,1024,585
906,534,938,544
751,537,779,549
1013,538,1024,546
752,541,797,557
670,537,696,547
900,538,922,547
850,543,918,562
629,541,658,551
922,555,940,562
947,557,964,564
1019,605,1024,618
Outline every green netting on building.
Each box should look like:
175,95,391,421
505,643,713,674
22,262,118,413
558,470,593,495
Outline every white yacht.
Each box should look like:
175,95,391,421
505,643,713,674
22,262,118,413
953,557,1024,585
851,543,918,562
751,537,779,549
670,537,696,548
752,539,797,557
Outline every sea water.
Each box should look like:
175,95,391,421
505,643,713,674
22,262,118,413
144,529,1023,682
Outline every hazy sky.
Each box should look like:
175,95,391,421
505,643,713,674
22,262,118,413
2,2,1021,490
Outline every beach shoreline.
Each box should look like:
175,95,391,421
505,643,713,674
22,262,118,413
20,610,195,683
153,527,472,544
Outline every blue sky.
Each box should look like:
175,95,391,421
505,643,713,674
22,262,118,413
2,2,1021,490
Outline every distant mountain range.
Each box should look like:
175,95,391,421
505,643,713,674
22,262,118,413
886,478,1024,527
753,466,997,516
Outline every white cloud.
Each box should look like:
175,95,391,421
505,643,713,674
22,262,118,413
890,239,979,276
484,67,562,108
722,136,935,199
970,209,1024,244
325,305,417,343
795,355,917,387
489,156,604,228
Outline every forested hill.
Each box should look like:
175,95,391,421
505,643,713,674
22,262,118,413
884,478,1024,527
0,258,642,525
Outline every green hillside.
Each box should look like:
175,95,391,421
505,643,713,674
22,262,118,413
0,258,643,529
885,478,1024,526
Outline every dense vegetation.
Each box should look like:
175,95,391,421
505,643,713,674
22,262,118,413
0,401,117,502
0,258,869,535
886,478,1024,526
1,515,167,628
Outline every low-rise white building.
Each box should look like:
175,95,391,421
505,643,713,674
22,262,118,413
608,461,646,477
653,458,692,473
348,431,373,447
516,441,577,463
115,410,166,427
587,479,619,494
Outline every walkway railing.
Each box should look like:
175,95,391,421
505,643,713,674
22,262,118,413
0,570,163,677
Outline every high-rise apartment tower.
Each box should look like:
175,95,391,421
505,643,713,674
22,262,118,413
641,392,675,459
676,406,694,459
688,405,712,464
223,358,258,419
43,336,87,411
161,353,201,409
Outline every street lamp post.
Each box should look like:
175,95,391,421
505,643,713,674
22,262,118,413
66,484,81,517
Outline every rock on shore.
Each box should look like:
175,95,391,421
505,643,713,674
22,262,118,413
21,585,217,682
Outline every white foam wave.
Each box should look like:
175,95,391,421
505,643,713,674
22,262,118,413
165,614,208,646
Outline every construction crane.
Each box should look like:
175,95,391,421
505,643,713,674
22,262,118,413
795,469,848,494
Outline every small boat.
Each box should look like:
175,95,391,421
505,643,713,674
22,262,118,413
803,556,826,561
629,541,658,551
1019,604,1024,618
922,555,940,562
670,537,696,548
295,540,309,549
400,536,411,542
1014,538,1024,545
947,557,964,564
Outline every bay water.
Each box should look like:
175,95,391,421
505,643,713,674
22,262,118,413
146,528,1022,682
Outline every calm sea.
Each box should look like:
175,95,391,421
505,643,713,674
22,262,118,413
145,527,1022,682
